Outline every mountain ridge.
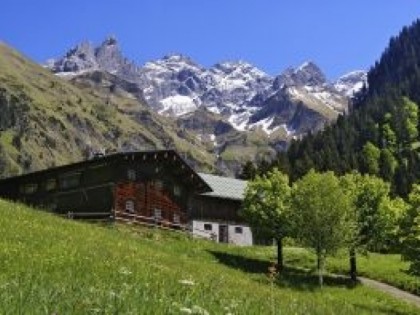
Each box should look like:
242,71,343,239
46,37,367,138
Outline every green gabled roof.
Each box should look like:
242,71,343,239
198,173,247,201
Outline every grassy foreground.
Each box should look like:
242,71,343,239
0,200,419,314
288,248,420,296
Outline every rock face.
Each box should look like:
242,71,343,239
47,37,142,81
46,38,367,141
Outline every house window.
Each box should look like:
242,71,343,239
173,184,181,196
173,214,180,224
235,226,243,234
45,178,57,191
154,208,162,220
127,169,136,181
21,183,38,195
125,200,135,213
204,223,212,231
59,173,81,190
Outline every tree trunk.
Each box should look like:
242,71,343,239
276,237,283,272
318,254,324,288
349,247,357,281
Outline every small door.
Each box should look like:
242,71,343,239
219,225,229,243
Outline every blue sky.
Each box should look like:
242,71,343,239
1,0,420,79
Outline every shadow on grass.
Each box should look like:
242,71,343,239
277,266,358,291
208,250,359,291
208,250,270,274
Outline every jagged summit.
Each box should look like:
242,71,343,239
294,61,326,85
47,36,141,81
101,35,118,46
48,41,97,73
274,61,327,89
46,38,367,137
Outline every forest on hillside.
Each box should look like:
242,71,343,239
242,19,420,197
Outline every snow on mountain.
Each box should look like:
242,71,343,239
204,61,273,114
46,38,366,138
228,106,261,131
248,116,278,134
159,95,199,116
140,54,207,113
334,70,368,97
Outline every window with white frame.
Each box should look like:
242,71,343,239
125,200,135,213
154,208,162,220
204,223,212,231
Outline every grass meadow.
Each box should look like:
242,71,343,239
235,245,420,296
0,199,419,314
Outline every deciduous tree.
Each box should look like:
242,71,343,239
241,168,291,270
291,170,354,287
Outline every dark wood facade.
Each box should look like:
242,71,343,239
0,150,210,226
191,195,242,223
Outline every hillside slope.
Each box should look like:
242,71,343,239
0,43,215,177
0,199,418,314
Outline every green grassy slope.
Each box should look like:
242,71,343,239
240,246,420,296
0,199,419,314
0,43,215,177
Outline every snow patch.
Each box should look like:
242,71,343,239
159,95,198,116
228,112,250,131
55,69,94,77
249,116,276,134
209,134,217,146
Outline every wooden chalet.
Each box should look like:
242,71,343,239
0,150,210,229
0,150,255,245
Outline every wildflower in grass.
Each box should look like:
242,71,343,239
179,279,195,286
118,267,132,275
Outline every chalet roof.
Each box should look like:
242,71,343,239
198,173,247,201
0,150,211,194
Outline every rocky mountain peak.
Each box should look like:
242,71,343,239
94,36,126,74
46,40,366,139
47,41,97,73
100,35,118,47
47,37,141,82
334,70,368,97
274,61,327,89
294,61,326,85
211,61,270,82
